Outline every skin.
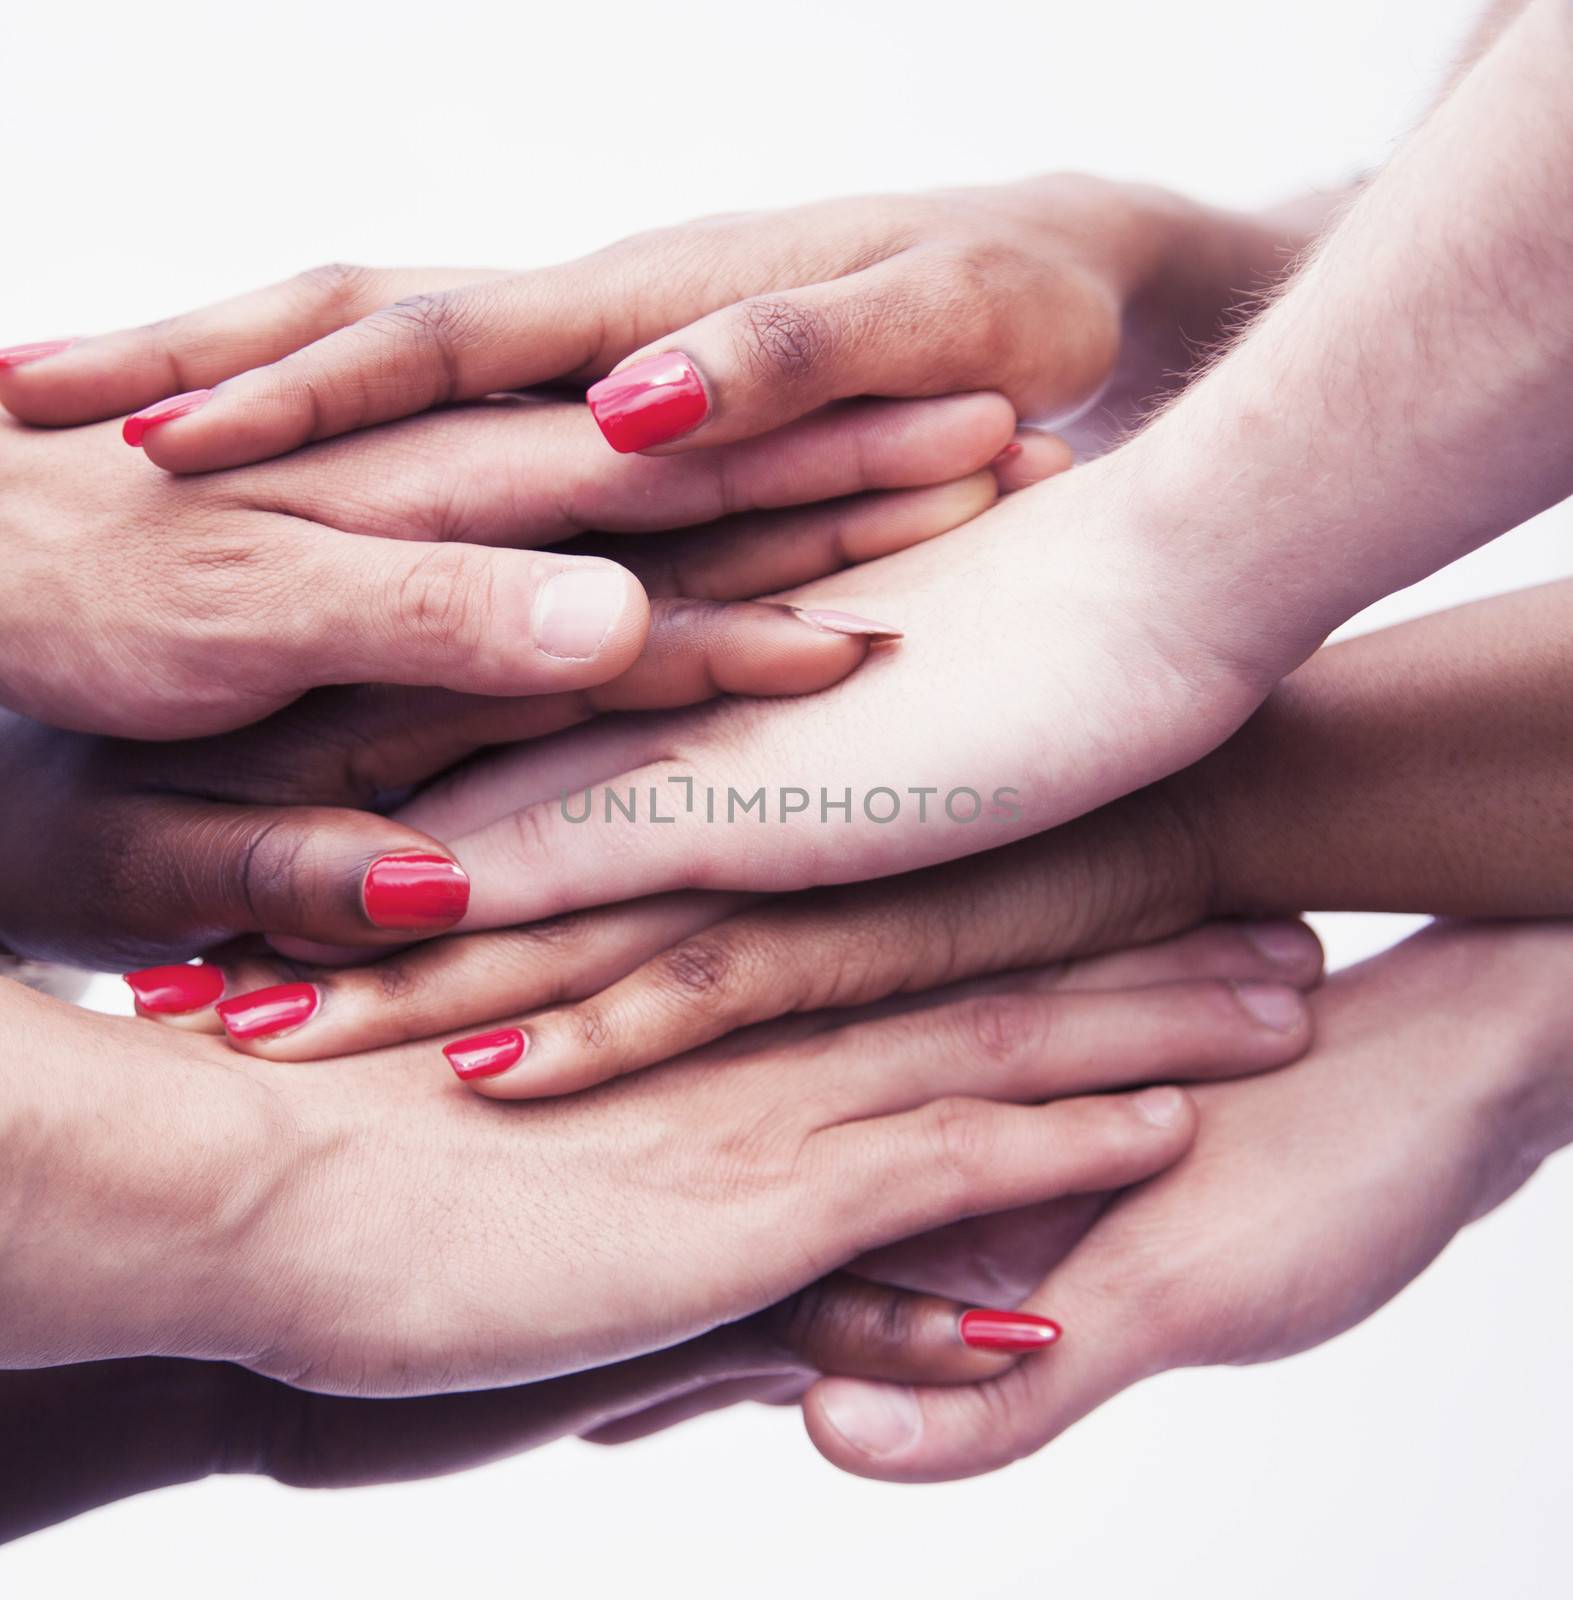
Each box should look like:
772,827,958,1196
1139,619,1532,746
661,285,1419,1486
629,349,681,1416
100,0,1572,931
800,921,1573,1481
0,1277,1033,1544
0,388,1025,739
0,439,1066,970
0,928,1315,1398
195,579,1573,1073
0,177,1316,471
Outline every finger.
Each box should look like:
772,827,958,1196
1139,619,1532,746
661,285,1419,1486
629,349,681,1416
455,903,1321,1098
1042,919,1324,995
205,894,744,1061
0,265,501,428
582,1275,1062,1447
756,979,1308,1122
117,259,679,473
103,798,471,987
821,1090,1197,1263
235,392,1016,551
802,1263,1148,1484
587,471,1000,602
281,532,650,701
583,252,1054,455
991,429,1076,494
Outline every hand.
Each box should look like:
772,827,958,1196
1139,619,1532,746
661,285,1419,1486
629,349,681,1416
0,1275,1026,1543
0,178,1300,471
0,591,915,970
794,922,1573,1481
4,929,1309,1394
0,390,1023,738
354,460,1272,930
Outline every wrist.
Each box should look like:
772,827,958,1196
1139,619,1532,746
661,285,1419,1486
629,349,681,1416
0,985,298,1366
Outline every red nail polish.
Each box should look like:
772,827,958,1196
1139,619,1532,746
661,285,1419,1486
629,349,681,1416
124,962,225,1015
0,338,76,370
362,852,470,930
990,440,1024,465
443,1027,527,1081
122,389,212,447
216,982,319,1040
958,1308,1062,1352
586,351,709,453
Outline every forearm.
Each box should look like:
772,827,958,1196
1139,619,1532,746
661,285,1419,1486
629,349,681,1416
0,984,287,1367
1159,580,1573,917
1114,0,1573,675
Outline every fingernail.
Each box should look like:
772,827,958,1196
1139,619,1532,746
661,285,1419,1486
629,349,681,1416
816,1380,922,1459
444,1026,528,1081
959,1307,1062,1352
989,440,1024,465
362,852,470,931
216,982,320,1041
1244,921,1314,968
0,338,77,370
1133,1085,1186,1127
122,389,212,447
1233,980,1303,1033
124,961,225,1015
791,607,904,641
587,351,709,453
535,564,632,659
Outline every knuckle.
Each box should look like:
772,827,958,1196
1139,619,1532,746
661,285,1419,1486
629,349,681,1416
295,261,379,317
360,290,474,400
369,958,420,1007
735,295,835,385
653,936,736,1010
921,1097,991,1197
959,992,1046,1067
386,544,491,655
567,1003,613,1053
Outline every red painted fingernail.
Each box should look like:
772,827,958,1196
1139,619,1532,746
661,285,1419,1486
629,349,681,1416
990,440,1024,465
362,852,470,931
444,1026,527,1081
958,1308,1062,1352
587,351,709,453
0,338,77,370
122,389,212,447
124,961,225,1015
216,982,320,1040
792,607,904,641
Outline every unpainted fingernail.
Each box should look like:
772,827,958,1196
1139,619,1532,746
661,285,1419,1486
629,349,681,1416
817,1380,922,1459
791,607,904,641
534,565,633,660
1233,980,1304,1033
1132,1085,1187,1127
1243,921,1314,968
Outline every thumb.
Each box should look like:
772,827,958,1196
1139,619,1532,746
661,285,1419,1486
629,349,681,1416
117,797,471,988
801,1267,1155,1484
291,535,650,697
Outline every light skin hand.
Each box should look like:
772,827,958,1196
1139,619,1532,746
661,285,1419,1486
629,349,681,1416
797,920,1573,1481
0,1275,1025,1543
225,564,1573,1069
0,177,1305,471
1,945,1269,1396
0,390,1022,739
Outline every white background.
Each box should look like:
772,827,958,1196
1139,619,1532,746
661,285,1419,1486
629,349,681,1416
6,0,1573,1594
